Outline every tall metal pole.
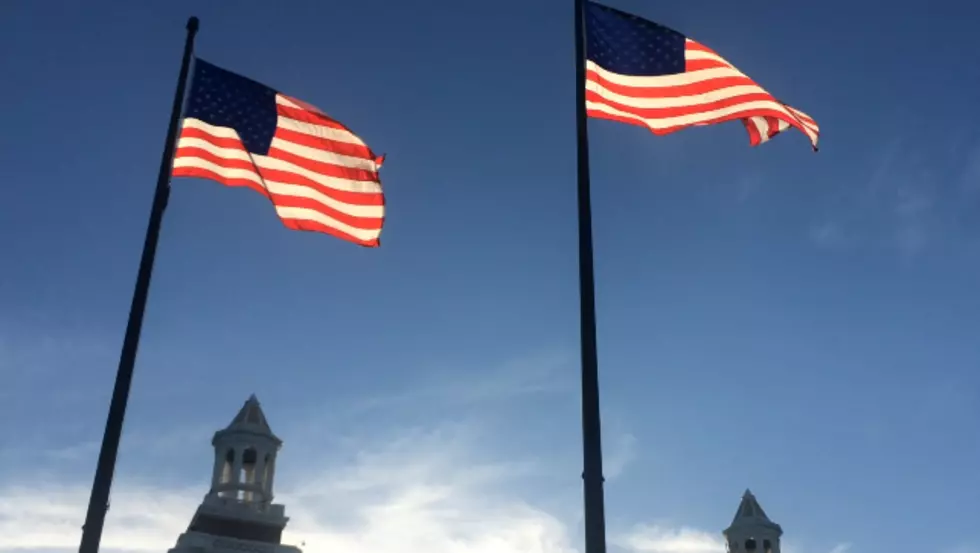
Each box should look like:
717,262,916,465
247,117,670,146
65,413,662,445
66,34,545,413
78,16,199,553
573,1,608,553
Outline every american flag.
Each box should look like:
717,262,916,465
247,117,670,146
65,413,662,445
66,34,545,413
584,1,820,150
172,59,385,247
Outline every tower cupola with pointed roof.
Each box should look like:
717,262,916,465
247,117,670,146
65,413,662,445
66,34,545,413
209,394,282,504
166,395,301,553
723,489,783,553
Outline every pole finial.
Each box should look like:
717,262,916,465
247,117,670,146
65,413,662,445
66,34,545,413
187,17,200,33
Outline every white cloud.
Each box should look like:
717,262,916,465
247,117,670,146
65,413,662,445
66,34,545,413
0,421,583,553
0,418,731,553
279,424,574,553
615,525,856,553
603,432,637,481
613,524,725,553
0,482,201,551
0,350,848,553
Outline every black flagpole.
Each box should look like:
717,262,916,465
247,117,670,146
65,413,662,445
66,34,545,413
573,1,608,553
78,16,199,553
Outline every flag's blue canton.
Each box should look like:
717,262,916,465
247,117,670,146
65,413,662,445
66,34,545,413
585,1,686,77
184,59,279,155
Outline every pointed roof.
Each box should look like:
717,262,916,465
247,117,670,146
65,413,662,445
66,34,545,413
731,489,771,524
226,394,275,436
723,489,782,537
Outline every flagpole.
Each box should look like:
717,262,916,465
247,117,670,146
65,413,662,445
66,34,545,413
573,1,608,553
78,16,199,553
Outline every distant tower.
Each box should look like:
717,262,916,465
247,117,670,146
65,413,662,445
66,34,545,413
167,395,302,553
723,489,783,553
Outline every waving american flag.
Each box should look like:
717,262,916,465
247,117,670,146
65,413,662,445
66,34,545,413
584,1,820,150
172,59,385,247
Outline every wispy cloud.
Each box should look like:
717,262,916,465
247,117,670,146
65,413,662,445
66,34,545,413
613,524,725,553
0,418,653,553
958,140,980,194
0,317,113,386
604,431,637,481
0,344,846,553
279,423,578,553
349,350,575,413
0,420,572,553
0,416,857,553
735,174,764,204
890,174,937,258
0,483,202,552
808,136,980,257
0,348,583,553
808,220,850,250
615,524,855,553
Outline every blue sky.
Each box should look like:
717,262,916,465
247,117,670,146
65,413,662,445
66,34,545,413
1,0,979,552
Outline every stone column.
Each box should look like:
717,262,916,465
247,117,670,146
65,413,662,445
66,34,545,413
231,446,244,487
253,451,267,501
210,450,224,494
265,456,276,500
